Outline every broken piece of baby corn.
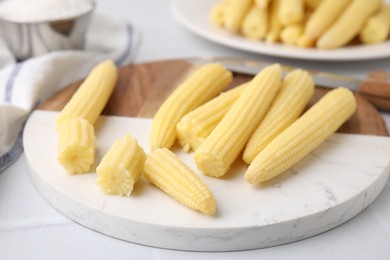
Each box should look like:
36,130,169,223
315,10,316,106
224,0,252,33
194,64,282,178
317,0,382,49
96,135,146,197
243,69,314,164
143,148,217,215
177,83,248,152
57,60,118,126
245,87,357,184
57,117,95,175
359,4,390,44
149,63,232,151
304,0,351,40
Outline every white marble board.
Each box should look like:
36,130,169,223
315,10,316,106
23,110,390,251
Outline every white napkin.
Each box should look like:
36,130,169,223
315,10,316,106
0,11,139,171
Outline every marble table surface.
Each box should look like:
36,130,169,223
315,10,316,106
2,0,390,259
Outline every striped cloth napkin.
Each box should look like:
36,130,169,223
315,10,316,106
0,11,139,171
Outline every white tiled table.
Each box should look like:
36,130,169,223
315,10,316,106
1,1,390,259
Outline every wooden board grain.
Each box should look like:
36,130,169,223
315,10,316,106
37,59,389,136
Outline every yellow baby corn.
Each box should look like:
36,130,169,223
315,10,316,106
280,24,304,45
194,64,282,178
243,69,314,164
96,135,146,197
143,148,217,215
210,1,227,27
242,5,268,40
224,0,252,33
304,0,322,9
359,5,390,44
255,0,271,9
245,87,357,184
297,34,316,48
317,0,381,49
57,60,117,126
279,0,305,26
266,0,282,43
305,0,351,40
177,83,247,152
149,63,232,151
57,117,95,175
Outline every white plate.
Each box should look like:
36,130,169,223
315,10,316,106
24,111,390,251
170,0,390,61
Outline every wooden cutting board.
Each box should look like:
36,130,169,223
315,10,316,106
37,58,388,136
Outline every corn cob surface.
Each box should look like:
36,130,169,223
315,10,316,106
304,0,351,40
210,1,227,27
176,83,247,152
149,63,232,151
279,0,305,26
194,64,282,178
96,134,146,197
266,0,282,43
57,117,96,175
143,148,217,215
241,6,268,40
243,69,314,164
255,0,271,9
297,34,316,48
224,0,252,33
317,0,382,49
245,87,357,184
359,4,390,44
304,0,323,9
280,24,304,45
57,60,118,127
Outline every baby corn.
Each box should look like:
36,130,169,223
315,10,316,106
177,83,247,152
57,117,95,175
194,64,282,178
305,0,351,40
245,87,357,184
359,5,390,44
210,1,227,27
242,5,268,40
96,135,146,196
297,34,316,48
266,0,283,43
280,24,304,45
304,0,323,9
317,0,381,49
57,60,117,126
243,70,314,164
255,0,271,9
143,148,217,215
224,0,252,33
279,0,305,26
149,63,232,151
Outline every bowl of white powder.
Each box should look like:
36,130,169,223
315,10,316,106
0,0,95,60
